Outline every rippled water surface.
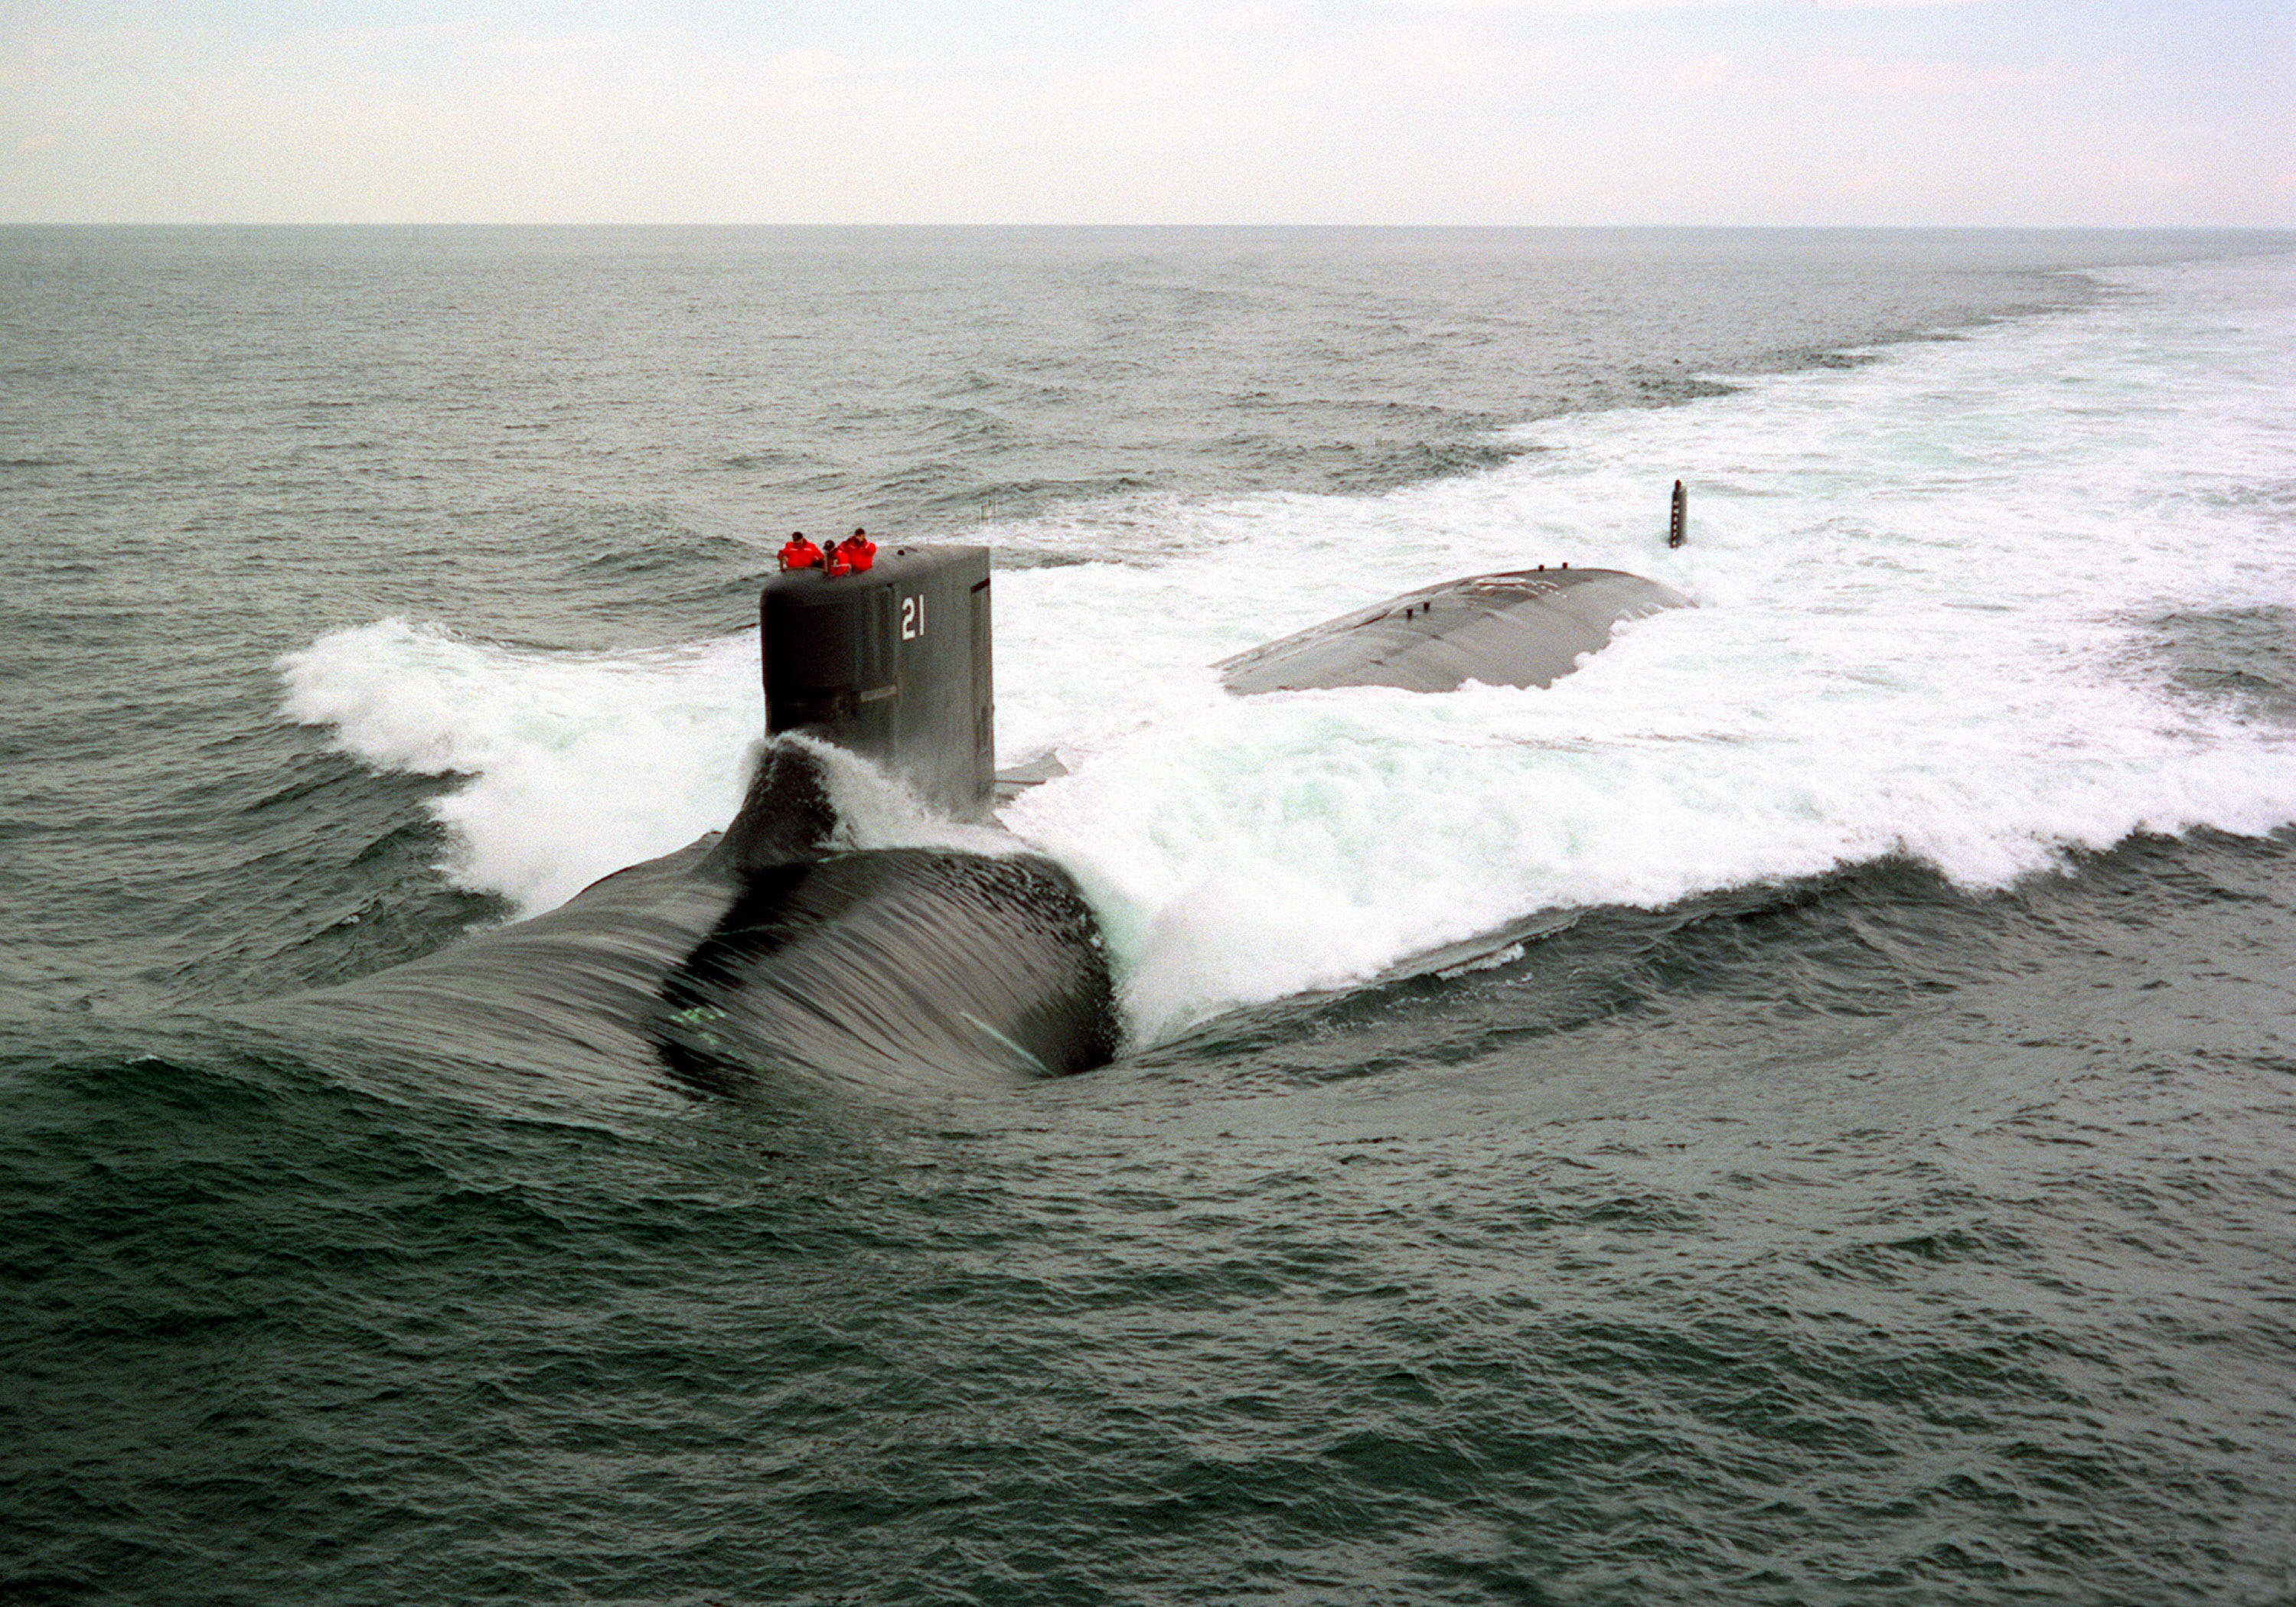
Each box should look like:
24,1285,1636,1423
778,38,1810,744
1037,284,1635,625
4,227,2294,1604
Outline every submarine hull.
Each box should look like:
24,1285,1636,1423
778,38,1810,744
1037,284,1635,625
308,740,1118,1090
1218,567,1689,696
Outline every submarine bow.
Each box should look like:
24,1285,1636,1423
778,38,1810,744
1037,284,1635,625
308,736,1118,1091
653,739,1117,1091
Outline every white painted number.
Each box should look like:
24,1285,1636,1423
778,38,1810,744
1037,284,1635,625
902,595,925,641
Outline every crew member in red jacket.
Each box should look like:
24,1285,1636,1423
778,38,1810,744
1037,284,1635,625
778,532,822,571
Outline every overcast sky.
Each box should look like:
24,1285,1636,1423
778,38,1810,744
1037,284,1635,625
2,0,2289,226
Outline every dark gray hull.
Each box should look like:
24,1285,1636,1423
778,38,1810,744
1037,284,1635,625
302,741,1119,1090
1218,567,1689,696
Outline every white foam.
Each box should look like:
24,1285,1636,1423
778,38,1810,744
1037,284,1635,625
999,252,2296,1037
792,733,1022,860
278,621,765,912
282,252,2296,1042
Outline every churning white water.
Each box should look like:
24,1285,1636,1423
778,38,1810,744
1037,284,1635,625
282,253,2296,1042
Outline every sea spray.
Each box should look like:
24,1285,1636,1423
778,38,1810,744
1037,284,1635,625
280,254,2296,1041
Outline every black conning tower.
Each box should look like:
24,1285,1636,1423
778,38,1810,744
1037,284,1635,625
758,544,994,820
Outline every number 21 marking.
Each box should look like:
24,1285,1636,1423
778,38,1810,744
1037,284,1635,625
901,595,925,641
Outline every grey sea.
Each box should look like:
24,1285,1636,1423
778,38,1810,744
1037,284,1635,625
4,226,2295,1604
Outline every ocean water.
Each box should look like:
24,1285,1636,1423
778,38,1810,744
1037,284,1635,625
4,226,2295,1603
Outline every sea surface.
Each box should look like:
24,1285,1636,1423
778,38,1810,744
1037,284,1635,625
4,226,2294,1604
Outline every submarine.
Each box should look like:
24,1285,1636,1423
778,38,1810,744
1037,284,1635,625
308,531,1688,1090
